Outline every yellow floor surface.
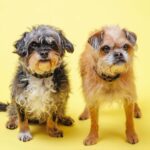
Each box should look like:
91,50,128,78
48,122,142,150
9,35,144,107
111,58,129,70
0,0,150,150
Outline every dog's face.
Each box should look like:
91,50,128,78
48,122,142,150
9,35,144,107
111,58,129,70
88,26,137,76
14,25,74,75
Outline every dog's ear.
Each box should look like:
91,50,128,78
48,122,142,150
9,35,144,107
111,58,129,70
14,32,28,57
59,32,74,53
88,31,104,50
123,29,137,45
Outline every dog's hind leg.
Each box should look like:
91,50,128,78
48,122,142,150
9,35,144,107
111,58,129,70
0,102,8,111
55,107,74,126
79,105,89,120
6,103,18,129
47,116,63,138
134,102,142,118
52,93,74,126
57,115,74,126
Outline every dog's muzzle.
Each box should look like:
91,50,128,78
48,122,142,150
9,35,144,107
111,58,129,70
113,52,126,65
39,51,49,59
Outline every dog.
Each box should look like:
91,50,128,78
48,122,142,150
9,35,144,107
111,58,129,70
6,25,74,142
79,25,141,146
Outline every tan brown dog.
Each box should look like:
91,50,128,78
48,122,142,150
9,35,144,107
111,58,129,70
79,25,141,146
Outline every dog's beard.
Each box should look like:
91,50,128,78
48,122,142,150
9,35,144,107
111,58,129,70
27,51,61,75
28,59,51,75
96,53,129,76
37,61,51,73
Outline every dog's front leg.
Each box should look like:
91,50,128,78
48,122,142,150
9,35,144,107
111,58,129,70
17,105,32,142
84,106,99,146
47,116,63,138
124,101,139,144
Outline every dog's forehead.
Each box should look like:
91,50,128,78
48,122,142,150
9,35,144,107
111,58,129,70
104,26,125,41
103,26,128,46
26,26,61,44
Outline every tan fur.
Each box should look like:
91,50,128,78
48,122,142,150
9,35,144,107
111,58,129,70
80,26,141,145
124,101,138,144
83,106,99,145
28,51,61,74
79,106,89,120
80,45,136,106
47,117,63,137
18,117,30,132
18,116,32,141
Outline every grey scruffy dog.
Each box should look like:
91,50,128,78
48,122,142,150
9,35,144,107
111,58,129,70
5,25,74,142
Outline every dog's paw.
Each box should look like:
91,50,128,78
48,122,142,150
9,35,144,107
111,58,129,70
48,128,63,138
6,121,18,129
79,109,89,120
134,108,142,118
18,131,32,142
126,132,139,144
58,116,74,126
84,135,98,146
79,114,89,120
134,103,142,118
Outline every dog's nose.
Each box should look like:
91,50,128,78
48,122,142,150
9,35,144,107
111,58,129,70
114,52,123,58
40,51,48,59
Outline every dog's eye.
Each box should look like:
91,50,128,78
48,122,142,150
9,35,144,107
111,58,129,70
30,42,39,48
28,42,39,53
101,45,111,53
123,44,130,51
50,41,58,50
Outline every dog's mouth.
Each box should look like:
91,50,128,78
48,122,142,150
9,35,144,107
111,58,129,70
37,59,51,73
39,59,50,63
114,59,126,65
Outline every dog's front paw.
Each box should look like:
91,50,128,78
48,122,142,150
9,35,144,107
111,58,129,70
58,116,74,126
48,128,63,138
6,121,18,129
126,131,139,144
84,135,98,146
18,131,32,142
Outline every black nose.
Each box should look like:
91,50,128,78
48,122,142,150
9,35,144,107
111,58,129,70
114,52,123,59
40,51,48,59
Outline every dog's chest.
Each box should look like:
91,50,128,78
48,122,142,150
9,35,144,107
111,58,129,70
26,76,54,99
99,81,128,101
19,76,56,120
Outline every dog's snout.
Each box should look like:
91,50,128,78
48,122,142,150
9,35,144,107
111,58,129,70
113,51,126,64
114,52,123,59
40,51,48,59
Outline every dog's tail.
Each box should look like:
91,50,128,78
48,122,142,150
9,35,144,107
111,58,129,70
0,102,9,112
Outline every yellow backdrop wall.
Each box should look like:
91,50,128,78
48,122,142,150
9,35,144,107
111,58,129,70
0,0,149,150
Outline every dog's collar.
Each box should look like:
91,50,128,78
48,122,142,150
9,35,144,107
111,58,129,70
32,72,53,79
93,67,120,82
99,73,120,82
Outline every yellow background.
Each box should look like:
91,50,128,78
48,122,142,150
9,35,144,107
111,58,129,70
0,0,150,149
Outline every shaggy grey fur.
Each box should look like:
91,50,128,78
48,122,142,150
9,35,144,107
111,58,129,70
6,25,74,141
